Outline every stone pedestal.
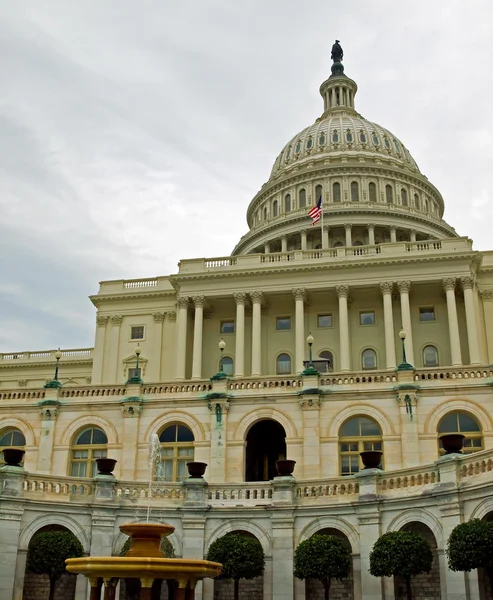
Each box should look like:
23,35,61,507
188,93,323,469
271,476,295,507
94,474,117,501
183,478,208,509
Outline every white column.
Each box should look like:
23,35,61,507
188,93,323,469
300,230,307,251
191,296,205,379
462,276,481,364
380,282,396,369
368,224,375,246
264,242,270,254
175,297,189,379
322,225,329,249
281,235,288,253
345,223,352,247
410,229,417,242
397,281,415,366
234,293,247,377
390,225,397,243
92,315,109,384
336,285,350,371
443,278,462,366
105,314,123,384
250,292,263,376
293,288,306,372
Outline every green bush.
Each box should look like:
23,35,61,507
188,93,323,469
206,533,265,600
26,530,84,600
447,519,493,591
369,531,433,600
293,534,351,600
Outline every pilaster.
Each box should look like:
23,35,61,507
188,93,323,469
120,394,143,480
0,498,24,600
207,400,230,482
92,315,109,384
152,312,166,381
36,395,61,475
271,514,296,600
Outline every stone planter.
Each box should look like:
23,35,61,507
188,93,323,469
439,434,465,454
360,451,383,470
95,457,117,476
275,459,296,477
2,448,25,467
186,462,207,478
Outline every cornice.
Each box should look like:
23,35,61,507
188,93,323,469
0,358,93,370
90,290,176,307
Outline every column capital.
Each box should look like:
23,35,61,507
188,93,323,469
177,296,189,309
167,310,177,322
461,276,475,290
442,277,457,292
292,288,306,302
323,225,329,232
192,295,206,308
250,291,264,304
96,315,109,327
344,223,352,230
480,289,493,301
300,230,307,237
390,225,397,233
336,284,349,299
152,312,166,323
380,281,393,295
397,280,411,294
280,234,287,240
367,223,375,230
110,314,123,325
234,292,248,305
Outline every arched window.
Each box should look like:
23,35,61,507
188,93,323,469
414,193,420,210
0,428,26,464
359,130,367,144
424,198,429,212
221,356,234,376
71,427,108,477
299,188,307,208
318,131,326,146
306,136,313,150
276,353,291,375
372,132,379,146
332,130,339,144
295,140,302,154
263,207,267,221
315,184,323,204
401,188,408,206
362,348,377,370
345,130,353,143
333,240,344,247
272,200,278,217
351,181,359,202
368,182,377,202
423,345,439,367
438,412,483,454
158,424,195,481
318,350,334,372
284,194,291,212
385,184,393,204
332,182,341,203
339,416,382,475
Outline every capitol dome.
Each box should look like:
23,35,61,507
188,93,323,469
232,50,457,256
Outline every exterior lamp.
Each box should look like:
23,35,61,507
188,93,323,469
397,329,414,371
302,333,319,376
127,345,143,384
44,348,63,389
211,339,228,381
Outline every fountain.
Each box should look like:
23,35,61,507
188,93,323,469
66,443,221,599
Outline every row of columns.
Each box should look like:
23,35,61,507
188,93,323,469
175,276,482,379
264,223,418,253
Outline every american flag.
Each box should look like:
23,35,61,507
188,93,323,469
308,197,322,225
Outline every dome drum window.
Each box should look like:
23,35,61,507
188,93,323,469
359,130,367,144
306,136,313,150
372,132,380,146
272,200,278,217
332,130,339,144
368,182,377,202
332,182,341,203
318,132,326,146
345,130,353,143
385,184,394,204
284,194,291,212
295,141,302,154
299,189,307,209
351,181,359,202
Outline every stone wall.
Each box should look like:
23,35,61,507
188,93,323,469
214,576,263,600
306,577,354,599
22,572,76,600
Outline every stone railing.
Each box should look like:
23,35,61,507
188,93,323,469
459,451,493,480
178,237,472,274
228,376,303,391
115,481,185,501
24,474,94,498
0,348,93,363
60,386,127,398
378,465,439,493
0,390,46,401
207,482,273,505
296,478,359,499
143,382,212,395
414,367,493,383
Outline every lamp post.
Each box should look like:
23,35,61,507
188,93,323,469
44,348,63,388
397,329,413,371
127,345,143,384
302,333,319,376
211,339,227,381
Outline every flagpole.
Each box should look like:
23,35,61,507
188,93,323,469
321,193,324,249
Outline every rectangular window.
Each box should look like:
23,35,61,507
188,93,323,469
419,307,435,322
359,311,375,326
130,326,145,340
128,368,141,379
276,317,291,331
317,314,333,328
220,321,235,334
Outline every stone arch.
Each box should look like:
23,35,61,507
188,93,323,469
386,508,443,548
297,516,359,554
143,411,206,443
59,415,118,446
469,498,493,521
328,404,395,438
205,520,272,557
19,513,90,552
424,398,492,435
0,417,36,446
234,408,299,441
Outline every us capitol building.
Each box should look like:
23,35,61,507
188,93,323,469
1,44,493,600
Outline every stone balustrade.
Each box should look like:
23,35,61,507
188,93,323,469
0,348,93,362
207,482,273,505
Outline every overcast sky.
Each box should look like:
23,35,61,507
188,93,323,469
0,1,492,352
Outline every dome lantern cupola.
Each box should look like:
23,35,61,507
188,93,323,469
319,40,358,115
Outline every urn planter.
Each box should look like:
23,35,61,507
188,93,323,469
360,451,383,470
439,434,465,454
2,448,25,467
95,457,117,476
275,459,296,477
186,461,207,478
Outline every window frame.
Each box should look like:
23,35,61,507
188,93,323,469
419,306,436,323
70,427,108,478
317,313,333,329
130,325,145,341
158,424,195,482
276,353,292,375
437,411,483,455
359,310,376,326
422,344,439,367
220,320,235,334
276,316,292,331
339,416,383,476
221,356,234,376
361,348,378,370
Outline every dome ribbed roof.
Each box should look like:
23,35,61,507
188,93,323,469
269,113,420,180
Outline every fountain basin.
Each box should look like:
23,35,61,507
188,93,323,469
119,523,174,558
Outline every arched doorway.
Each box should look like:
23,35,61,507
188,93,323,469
394,522,440,599
212,531,264,600
23,525,78,600
305,528,354,599
245,419,286,481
